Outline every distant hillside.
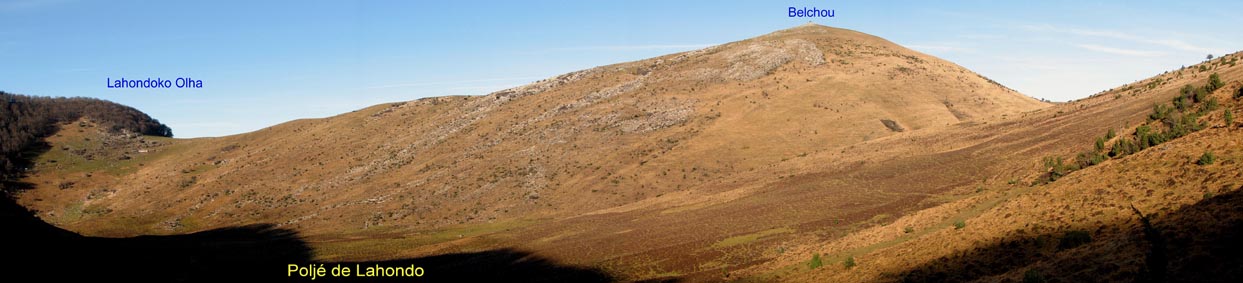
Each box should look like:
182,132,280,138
1,91,172,243
1,92,172,181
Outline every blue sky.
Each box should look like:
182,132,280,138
2,1,1240,137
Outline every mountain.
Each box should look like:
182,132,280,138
11,24,1240,282
15,23,1045,237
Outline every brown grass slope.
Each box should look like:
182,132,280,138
18,23,1042,235
768,53,1243,282
13,23,1167,281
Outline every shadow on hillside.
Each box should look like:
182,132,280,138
2,137,620,282
2,182,617,282
314,249,616,282
894,188,1243,283
3,139,49,195
2,185,312,281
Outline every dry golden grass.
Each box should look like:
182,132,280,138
764,52,1243,282
15,24,1243,282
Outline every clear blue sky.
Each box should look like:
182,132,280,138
3,0,1240,137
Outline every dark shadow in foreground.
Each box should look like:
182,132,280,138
2,189,311,282
894,187,1243,283
2,183,616,282
314,249,615,283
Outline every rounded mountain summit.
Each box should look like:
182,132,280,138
20,23,1050,260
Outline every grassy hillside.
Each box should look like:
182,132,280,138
11,24,1242,282
16,24,1047,241
764,53,1243,282
0,92,171,180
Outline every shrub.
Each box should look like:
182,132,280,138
1199,97,1219,115
843,256,856,269
1198,151,1216,165
953,220,966,230
1181,84,1196,98
1089,152,1106,166
1136,125,1154,149
1166,117,1188,138
1168,112,1204,139
1106,128,1116,139
808,253,823,269
1074,152,1089,168
1094,137,1106,152
1173,94,1189,111
1227,109,1235,126
1074,151,1106,168
1058,230,1093,250
1042,156,1070,182
904,226,914,233
1207,73,1224,93
1150,104,1173,121
1110,138,1136,157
